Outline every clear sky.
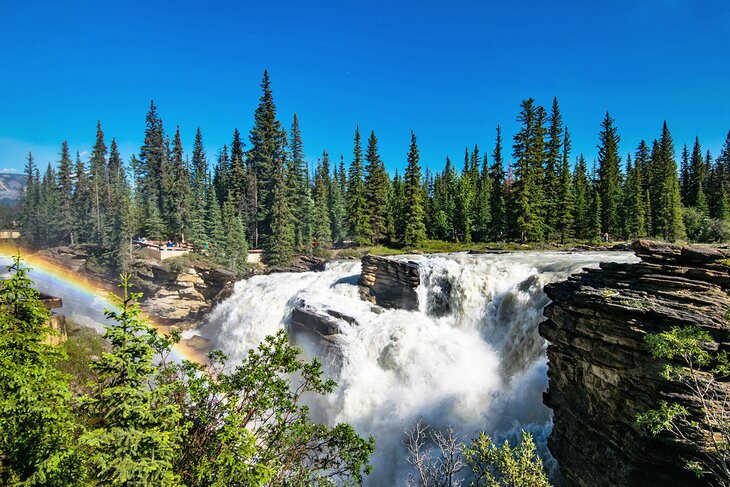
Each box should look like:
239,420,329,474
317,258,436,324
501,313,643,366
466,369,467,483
1,0,729,175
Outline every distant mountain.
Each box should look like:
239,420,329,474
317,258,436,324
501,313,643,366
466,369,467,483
0,173,25,204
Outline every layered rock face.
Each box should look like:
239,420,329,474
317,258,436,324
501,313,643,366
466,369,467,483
541,240,730,486
359,254,420,310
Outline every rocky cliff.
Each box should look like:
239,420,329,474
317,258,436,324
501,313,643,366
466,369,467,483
359,254,420,310
540,240,730,486
39,246,238,329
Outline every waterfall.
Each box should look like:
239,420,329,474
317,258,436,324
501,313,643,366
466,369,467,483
194,251,639,484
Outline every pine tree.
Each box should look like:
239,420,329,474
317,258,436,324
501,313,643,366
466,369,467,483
555,127,574,243
263,153,294,265
403,132,427,248
72,152,93,243
213,145,229,208
364,131,389,244
204,182,226,258
544,97,563,238
488,126,506,241
189,128,209,245
248,70,284,249
572,154,590,239
329,163,347,244
136,101,166,227
347,126,371,244
288,114,314,251
56,141,75,245
80,276,181,485
387,169,405,244
511,99,547,242
312,156,332,247
596,112,622,236
163,127,192,242
0,258,77,485
229,128,246,213
106,154,134,272
679,144,691,206
589,187,602,242
623,154,647,238
689,137,707,208
89,121,108,245
654,122,685,241
221,197,249,272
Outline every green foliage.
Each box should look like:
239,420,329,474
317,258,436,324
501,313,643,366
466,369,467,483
637,325,730,484
0,257,78,486
78,275,182,486
463,431,551,487
168,331,374,486
403,132,427,248
348,126,372,245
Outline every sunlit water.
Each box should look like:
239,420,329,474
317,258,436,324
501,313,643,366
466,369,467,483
195,251,639,484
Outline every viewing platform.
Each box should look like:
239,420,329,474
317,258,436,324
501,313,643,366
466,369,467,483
135,240,192,260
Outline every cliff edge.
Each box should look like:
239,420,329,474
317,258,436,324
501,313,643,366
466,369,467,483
540,240,730,486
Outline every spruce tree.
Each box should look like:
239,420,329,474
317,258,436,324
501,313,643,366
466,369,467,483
679,144,691,206
689,137,707,208
72,151,93,243
229,128,246,212
596,112,622,237
312,157,332,247
364,131,389,244
213,145,229,208
263,153,294,265
403,132,427,248
488,126,506,241
347,126,371,244
589,187,602,242
189,128,209,245
329,164,347,244
248,70,284,249
163,127,192,242
204,182,226,258
80,276,181,485
221,197,249,272
136,101,166,227
572,154,590,239
288,114,314,251
555,127,574,243
655,122,685,241
387,169,405,244
89,121,108,245
544,97,563,238
511,99,547,242
56,141,75,245
0,258,77,485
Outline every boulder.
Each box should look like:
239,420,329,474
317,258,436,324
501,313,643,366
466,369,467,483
358,254,420,310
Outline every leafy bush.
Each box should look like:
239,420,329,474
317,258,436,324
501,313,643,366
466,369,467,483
683,207,730,243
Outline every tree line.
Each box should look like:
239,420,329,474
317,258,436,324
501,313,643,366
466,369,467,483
18,71,730,271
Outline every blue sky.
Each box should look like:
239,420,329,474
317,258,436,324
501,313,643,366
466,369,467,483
1,0,729,175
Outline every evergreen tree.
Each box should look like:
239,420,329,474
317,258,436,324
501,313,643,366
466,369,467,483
312,156,332,247
213,145,229,208
163,127,192,242
572,154,590,239
89,121,108,244
330,164,347,244
544,97,563,237
248,70,284,249
364,131,389,244
204,182,226,258
596,112,622,236
679,144,691,206
106,151,134,272
263,153,294,265
689,137,707,208
623,154,647,238
589,187,602,242
229,128,246,212
189,128,209,245
221,197,249,272
654,122,685,241
347,126,371,244
79,277,181,485
403,132,427,248
73,151,94,243
511,98,546,242
555,127,574,243
0,258,77,485
288,114,314,251
56,141,75,245
488,126,506,241
136,101,166,227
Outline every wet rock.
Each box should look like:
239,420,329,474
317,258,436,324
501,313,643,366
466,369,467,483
541,240,730,486
359,254,420,310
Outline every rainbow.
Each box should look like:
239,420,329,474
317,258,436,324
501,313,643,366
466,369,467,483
0,243,206,363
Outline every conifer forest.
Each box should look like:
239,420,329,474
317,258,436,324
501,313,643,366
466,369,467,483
17,70,730,272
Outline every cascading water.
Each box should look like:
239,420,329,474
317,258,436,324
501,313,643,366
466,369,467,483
196,251,639,484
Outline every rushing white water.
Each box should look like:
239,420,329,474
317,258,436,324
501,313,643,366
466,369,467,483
196,251,638,484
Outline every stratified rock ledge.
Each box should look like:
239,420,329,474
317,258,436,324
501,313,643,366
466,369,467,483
540,240,730,487
359,254,420,310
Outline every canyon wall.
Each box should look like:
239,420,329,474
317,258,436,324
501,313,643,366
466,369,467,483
541,240,730,486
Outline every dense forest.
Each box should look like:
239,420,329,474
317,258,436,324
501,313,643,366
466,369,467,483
16,70,730,271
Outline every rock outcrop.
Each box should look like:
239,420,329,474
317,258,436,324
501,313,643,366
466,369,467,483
38,246,238,329
359,254,420,310
540,240,730,486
